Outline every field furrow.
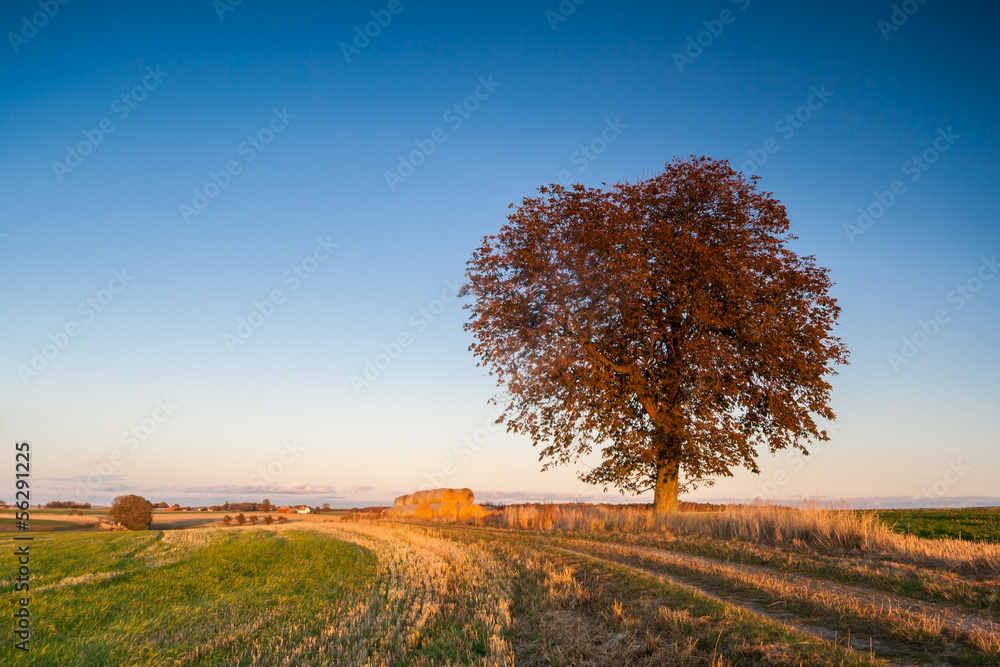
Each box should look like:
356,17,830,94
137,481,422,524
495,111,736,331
559,539,1000,639
545,539,1000,666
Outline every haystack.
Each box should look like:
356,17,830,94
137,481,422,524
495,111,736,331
393,495,409,506
407,488,473,504
428,502,458,519
423,488,460,504
395,504,433,519
457,503,486,520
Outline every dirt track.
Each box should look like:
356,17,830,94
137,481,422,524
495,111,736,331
438,523,1000,666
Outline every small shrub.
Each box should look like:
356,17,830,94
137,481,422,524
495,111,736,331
223,515,232,526
109,494,154,531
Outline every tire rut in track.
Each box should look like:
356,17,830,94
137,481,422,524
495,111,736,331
548,544,900,662
553,538,1000,640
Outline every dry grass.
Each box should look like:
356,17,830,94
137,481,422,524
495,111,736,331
509,544,876,666
34,570,124,592
496,502,1000,576
270,522,519,666
616,530,1000,615
556,538,1000,658
277,522,873,665
14,519,892,665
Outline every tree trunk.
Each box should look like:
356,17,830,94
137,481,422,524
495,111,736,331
652,457,680,513
652,430,682,514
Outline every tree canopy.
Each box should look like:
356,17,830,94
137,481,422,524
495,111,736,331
109,494,154,530
462,156,848,512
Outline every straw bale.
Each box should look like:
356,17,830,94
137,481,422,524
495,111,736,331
428,502,458,519
422,488,459,504
457,503,485,520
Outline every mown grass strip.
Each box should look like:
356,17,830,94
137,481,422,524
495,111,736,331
2,527,375,666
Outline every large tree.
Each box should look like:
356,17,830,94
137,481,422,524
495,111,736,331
462,156,848,512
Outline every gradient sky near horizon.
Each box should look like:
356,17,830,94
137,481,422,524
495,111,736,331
2,0,998,508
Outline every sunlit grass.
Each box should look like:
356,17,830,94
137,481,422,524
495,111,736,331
874,507,1000,543
2,527,374,665
8,512,997,665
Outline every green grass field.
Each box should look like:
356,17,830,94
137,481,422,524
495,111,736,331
1,527,374,665
0,508,109,516
0,517,96,532
874,507,1000,542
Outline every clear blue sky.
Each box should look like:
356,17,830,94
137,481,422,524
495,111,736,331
2,0,997,508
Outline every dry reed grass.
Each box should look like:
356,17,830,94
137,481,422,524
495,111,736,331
497,502,1000,576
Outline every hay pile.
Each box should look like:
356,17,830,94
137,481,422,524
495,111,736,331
384,488,490,522
391,504,432,519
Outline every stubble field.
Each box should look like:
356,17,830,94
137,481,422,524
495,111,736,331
3,505,999,666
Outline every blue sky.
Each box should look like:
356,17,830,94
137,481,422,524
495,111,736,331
1,0,997,507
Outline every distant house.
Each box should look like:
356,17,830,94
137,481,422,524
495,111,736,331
277,506,295,513
297,506,311,514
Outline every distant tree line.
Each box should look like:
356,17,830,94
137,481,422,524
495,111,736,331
44,501,92,508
